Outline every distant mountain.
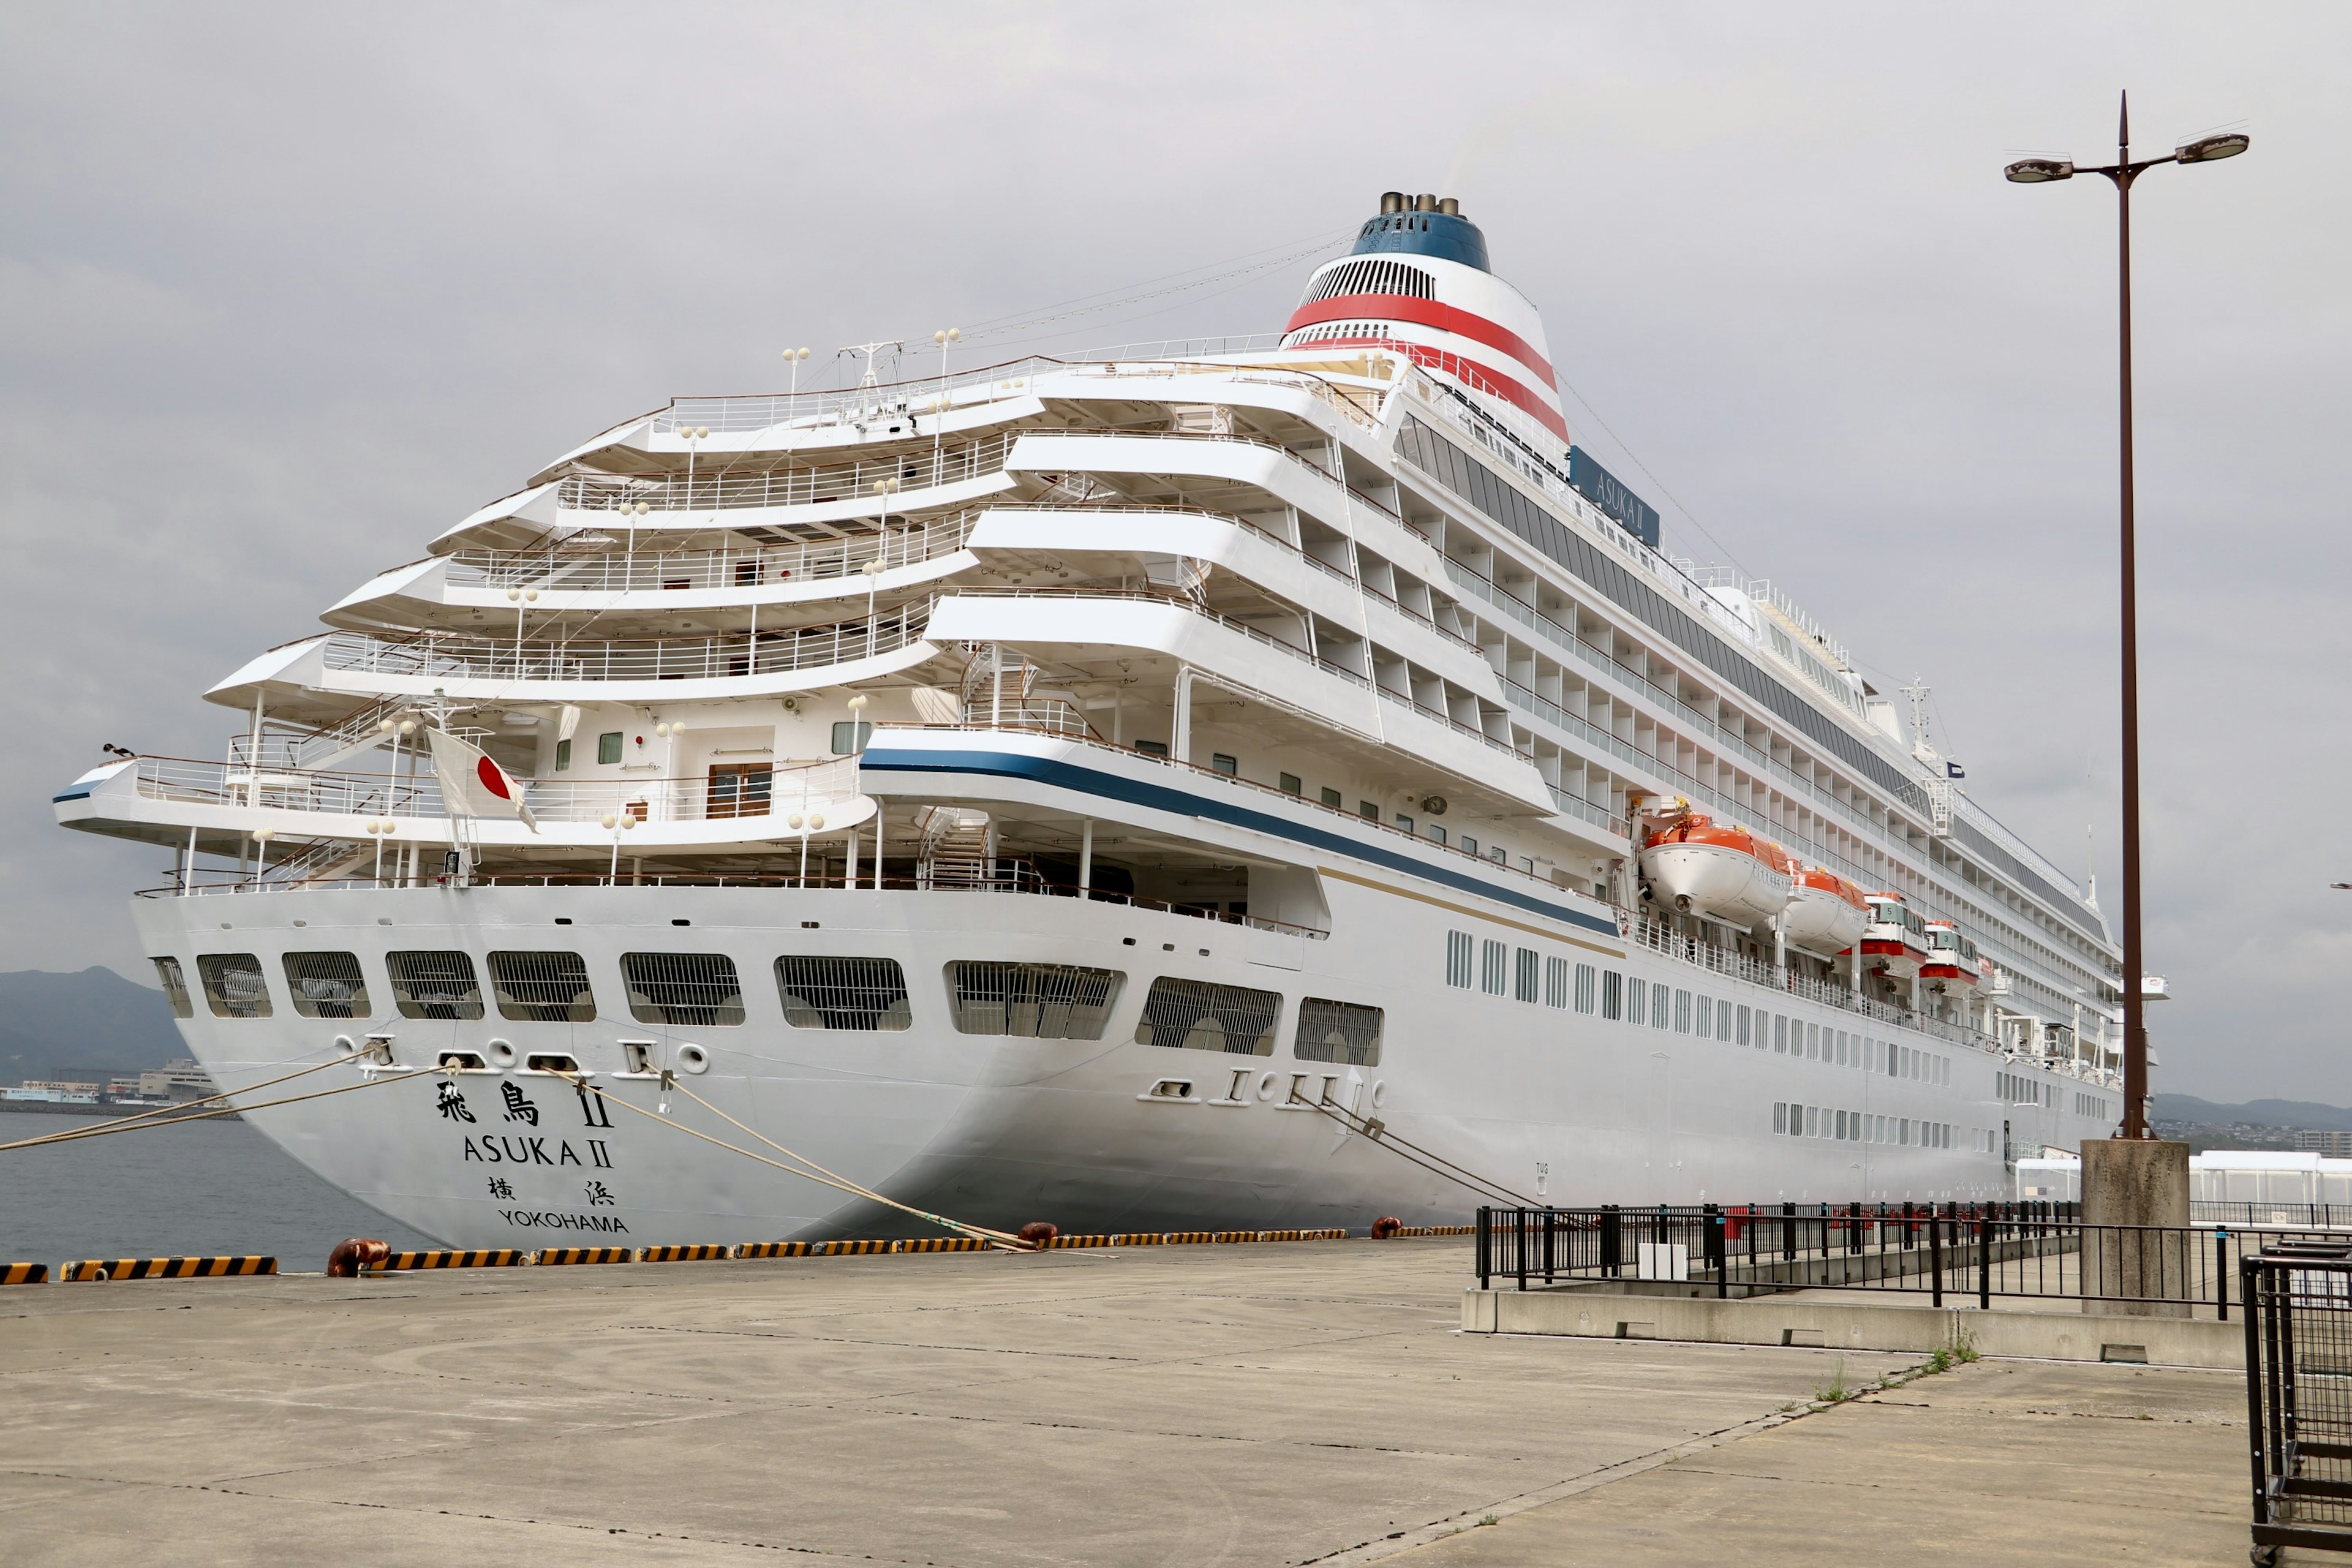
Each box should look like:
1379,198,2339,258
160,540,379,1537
0,967,185,1084
2152,1093,2352,1132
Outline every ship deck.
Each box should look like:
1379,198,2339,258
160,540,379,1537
0,1237,2249,1565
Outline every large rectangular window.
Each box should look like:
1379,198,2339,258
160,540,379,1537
196,954,272,1019
1574,963,1597,1014
775,957,910,1031
1627,977,1647,1023
1675,989,1691,1034
1514,948,1539,1004
489,951,597,1023
152,956,194,1019
948,962,1121,1040
1651,984,1670,1030
283,952,369,1019
1136,978,1280,1055
620,953,745,1027
597,731,624,766
1601,970,1623,1020
1737,1005,1751,1047
386,951,481,1020
1544,955,1570,1009
1445,931,1474,989
1294,998,1382,1066
1480,939,1507,997
1774,1014,1789,1054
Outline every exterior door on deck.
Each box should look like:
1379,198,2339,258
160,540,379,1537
706,763,772,821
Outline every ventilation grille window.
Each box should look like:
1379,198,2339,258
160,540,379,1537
283,951,369,1019
196,954,271,1019
1305,257,1436,306
775,957,911,1031
1294,998,1381,1066
948,962,1121,1040
622,953,745,1027
151,957,193,1019
388,951,484,1020
1137,977,1281,1056
489,951,597,1023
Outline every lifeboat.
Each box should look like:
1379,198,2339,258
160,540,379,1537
1782,865,1869,956
1856,892,1928,981
1638,805,1794,928
1921,921,1983,992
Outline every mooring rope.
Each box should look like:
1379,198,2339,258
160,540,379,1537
558,1074,1031,1249
1305,1099,1536,1208
0,1045,382,1154
0,1062,429,1153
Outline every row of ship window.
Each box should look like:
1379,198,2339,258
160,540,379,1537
149,953,1384,1064
1444,932,1954,1085
1772,1102,1958,1149
1996,1070,2059,1109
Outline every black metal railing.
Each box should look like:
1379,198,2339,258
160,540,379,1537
1474,1202,2321,1316
2244,1246,2352,1560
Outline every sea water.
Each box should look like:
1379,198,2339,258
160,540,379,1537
0,1115,435,1265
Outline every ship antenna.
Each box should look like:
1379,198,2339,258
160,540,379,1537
1898,676,1935,762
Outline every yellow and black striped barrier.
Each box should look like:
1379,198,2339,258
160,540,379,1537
370,1250,529,1270
812,1238,899,1256
1,1262,48,1285
635,1244,731,1263
1042,1234,1110,1249
1391,1224,1476,1237
61,1256,276,1282
532,1246,631,1266
731,1241,812,1259
902,1236,994,1253
1109,1232,1164,1246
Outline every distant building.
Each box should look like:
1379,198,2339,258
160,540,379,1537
3,1087,99,1104
2294,1131,2352,1157
138,1059,216,1101
23,1079,102,1093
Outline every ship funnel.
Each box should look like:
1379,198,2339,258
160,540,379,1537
1439,197,1460,216
1414,192,1439,212
1379,190,1405,214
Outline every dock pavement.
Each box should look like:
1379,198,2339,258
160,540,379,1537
0,1238,2253,1565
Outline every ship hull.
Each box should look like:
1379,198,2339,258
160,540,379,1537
132,876,2091,1248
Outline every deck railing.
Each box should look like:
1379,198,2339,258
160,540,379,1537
442,515,976,595
129,755,858,828
317,597,934,685
556,434,1016,515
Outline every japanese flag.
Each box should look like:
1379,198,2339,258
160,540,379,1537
426,727,539,832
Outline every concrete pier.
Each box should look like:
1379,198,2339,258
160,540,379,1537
0,1240,2253,1565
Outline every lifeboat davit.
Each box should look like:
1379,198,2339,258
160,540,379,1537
1857,892,1927,981
1639,807,1793,927
1783,865,1869,956
1921,921,1982,991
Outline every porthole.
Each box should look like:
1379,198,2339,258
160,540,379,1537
676,1042,711,1075
486,1039,517,1068
1256,1071,1281,1102
1370,1080,1390,1110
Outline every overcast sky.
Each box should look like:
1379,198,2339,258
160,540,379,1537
2,4,2342,1103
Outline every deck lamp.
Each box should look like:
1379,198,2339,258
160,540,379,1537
2004,93,2248,1140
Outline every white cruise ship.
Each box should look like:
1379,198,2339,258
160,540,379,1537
56,192,2127,1246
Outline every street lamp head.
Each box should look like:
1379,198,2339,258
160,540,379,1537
2176,132,2250,165
2005,157,2075,184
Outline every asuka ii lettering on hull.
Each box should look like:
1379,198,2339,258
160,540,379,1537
61,190,2127,1246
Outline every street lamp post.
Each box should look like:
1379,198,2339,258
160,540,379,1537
2006,95,2247,1139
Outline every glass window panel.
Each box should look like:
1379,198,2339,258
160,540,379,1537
386,951,483,1020
283,951,369,1019
1294,997,1381,1065
196,953,271,1019
775,956,911,1031
948,962,1121,1039
488,951,597,1023
620,952,745,1027
151,957,193,1019
1136,977,1281,1056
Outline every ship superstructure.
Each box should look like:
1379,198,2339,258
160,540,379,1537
56,192,2127,1243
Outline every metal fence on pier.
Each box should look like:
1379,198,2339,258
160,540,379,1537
1473,1202,2330,1317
